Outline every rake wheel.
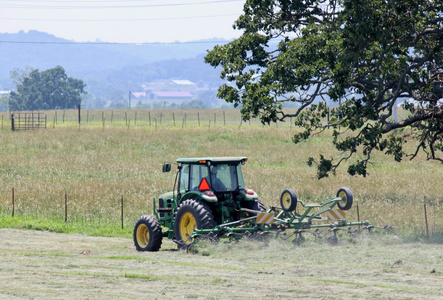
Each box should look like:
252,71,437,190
280,189,298,212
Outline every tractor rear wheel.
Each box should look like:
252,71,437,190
133,215,162,251
280,189,298,212
337,187,353,210
174,199,215,249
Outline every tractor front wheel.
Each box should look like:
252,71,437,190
133,215,162,251
337,187,353,210
174,199,215,249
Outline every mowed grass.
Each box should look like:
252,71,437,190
0,228,442,299
0,109,442,240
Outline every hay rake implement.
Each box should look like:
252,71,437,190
189,187,381,246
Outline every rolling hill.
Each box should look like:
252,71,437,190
0,30,226,105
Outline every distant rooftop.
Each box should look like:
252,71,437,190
153,91,193,98
172,80,195,86
130,92,146,98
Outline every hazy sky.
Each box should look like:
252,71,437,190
0,0,245,43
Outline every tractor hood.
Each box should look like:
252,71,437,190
158,191,176,202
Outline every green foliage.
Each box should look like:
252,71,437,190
206,0,443,178
0,94,9,112
9,66,86,111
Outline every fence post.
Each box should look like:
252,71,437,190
12,187,15,217
121,195,124,229
64,191,68,222
11,113,15,131
182,115,186,129
424,200,429,239
78,104,81,126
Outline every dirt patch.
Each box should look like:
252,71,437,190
0,229,442,299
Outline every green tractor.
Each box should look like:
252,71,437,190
133,157,265,251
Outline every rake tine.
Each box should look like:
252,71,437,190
347,226,360,237
279,231,297,241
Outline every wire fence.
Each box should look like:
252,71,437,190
1,187,144,229
1,186,440,238
0,109,295,130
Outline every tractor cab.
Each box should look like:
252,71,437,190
152,157,264,246
162,157,258,204
175,157,251,200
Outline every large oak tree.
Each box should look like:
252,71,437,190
205,0,443,178
10,66,86,111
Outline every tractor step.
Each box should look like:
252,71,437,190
157,207,173,213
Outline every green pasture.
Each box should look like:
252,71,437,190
0,109,441,241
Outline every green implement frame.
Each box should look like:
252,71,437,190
190,194,374,244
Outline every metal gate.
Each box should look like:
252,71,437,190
11,112,47,131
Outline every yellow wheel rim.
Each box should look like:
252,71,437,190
282,192,292,209
136,224,149,248
338,191,348,207
179,212,197,245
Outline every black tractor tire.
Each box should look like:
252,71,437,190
174,199,215,249
280,189,298,212
336,187,353,211
133,215,162,251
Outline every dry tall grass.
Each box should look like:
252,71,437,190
0,109,441,237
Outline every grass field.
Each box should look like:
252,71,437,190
0,109,442,299
0,228,442,299
0,109,442,239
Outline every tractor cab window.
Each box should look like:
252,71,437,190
210,164,238,192
190,164,209,191
178,164,190,193
236,164,245,190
